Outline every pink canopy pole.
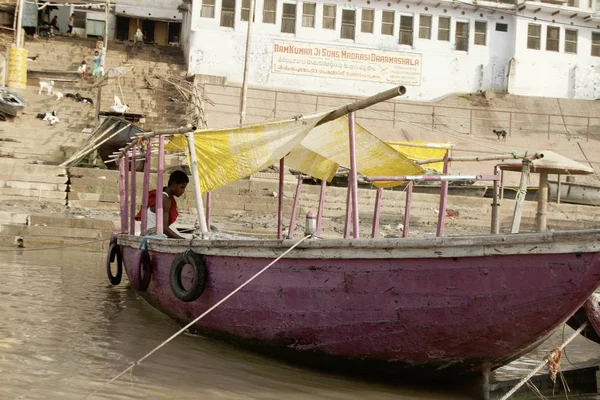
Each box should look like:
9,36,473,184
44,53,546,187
140,141,152,236
124,152,130,233
348,112,360,239
436,150,450,237
286,175,303,239
278,158,284,240
343,179,352,239
129,144,137,236
491,166,500,235
118,157,128,233
402,181,413,238
205,192,212,230
316,179,327,236
156,136,165,235
371,187,383,238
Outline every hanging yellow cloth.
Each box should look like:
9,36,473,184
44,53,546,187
165,113,326,193
286,117,425,188
166,113,427,193
387,141,452,173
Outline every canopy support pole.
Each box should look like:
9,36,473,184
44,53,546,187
287,175,303,239
491,166,500,235
436,151,450,237
535,171,549,232
371,187,383,238
349,112,360,239
402,181,413,238
343,185,352,239
156,136,165,235
316,179,326,236
140,141,152,235
119,157,128,233
129,144,137,236
510,159,531,234
277,158,284,240
185,132,209,236
205,192,212,231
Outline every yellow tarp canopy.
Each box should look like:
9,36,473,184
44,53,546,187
387,141,452,173
166,113,427,193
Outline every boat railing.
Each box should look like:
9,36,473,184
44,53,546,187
111,85,539,241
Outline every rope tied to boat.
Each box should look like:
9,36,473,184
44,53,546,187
499,321,587,400
83,234,312,400
546,348,562,383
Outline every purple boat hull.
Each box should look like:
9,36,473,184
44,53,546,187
118,231,600,376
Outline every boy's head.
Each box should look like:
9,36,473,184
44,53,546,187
94,51,99,56
168,170,189,197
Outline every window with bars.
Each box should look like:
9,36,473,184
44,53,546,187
546,26,559,52
527,24,541,50
592,32,600,56
565,29,577,54
361,8,374,33
495,23,508,32
220,0,235,27
200,0,215,18
341,9,356,39
323,4,336,30
241,0,251,22
419,15,431,39
302,2,315,27
281,3,297,33
437,16,450,41
263,0,276,24
73,11,86,28
381,10,394,35
455,21,469,51
474,21,486,45
399,15,413,45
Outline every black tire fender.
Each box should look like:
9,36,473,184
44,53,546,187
130,249,152,292
169,251,207,302
106,243,122,285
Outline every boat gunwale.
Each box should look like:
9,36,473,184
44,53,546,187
117,229,600,258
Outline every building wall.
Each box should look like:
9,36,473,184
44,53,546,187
509,10,600,100
185,0,600,100
187,0,517,100
115,0,182,21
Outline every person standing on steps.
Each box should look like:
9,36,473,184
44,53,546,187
78,60,87,80
50,16,60,32
92,51,102,78
67,14,74,34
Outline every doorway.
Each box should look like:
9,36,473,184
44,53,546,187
168,22,181,44
142,19,154,43
116,16,129,41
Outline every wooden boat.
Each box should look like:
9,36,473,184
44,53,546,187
548,180,600,206
105,86,600,381
0,88,25,119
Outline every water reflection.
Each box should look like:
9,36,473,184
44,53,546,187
0,249,599,399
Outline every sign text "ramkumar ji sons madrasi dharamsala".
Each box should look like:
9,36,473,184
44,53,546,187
272,41,422,85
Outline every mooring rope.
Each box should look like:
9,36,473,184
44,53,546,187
499,321,588,400
83,234,312,400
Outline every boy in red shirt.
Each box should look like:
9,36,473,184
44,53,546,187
136,170,189,239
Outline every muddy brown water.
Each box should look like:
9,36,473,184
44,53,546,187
1,249,600,399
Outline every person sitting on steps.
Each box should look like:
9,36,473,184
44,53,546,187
135,170,189,239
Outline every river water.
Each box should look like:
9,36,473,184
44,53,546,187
1,249,600,400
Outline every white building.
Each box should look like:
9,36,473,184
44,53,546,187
114,0,182,45
179,0,600,100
